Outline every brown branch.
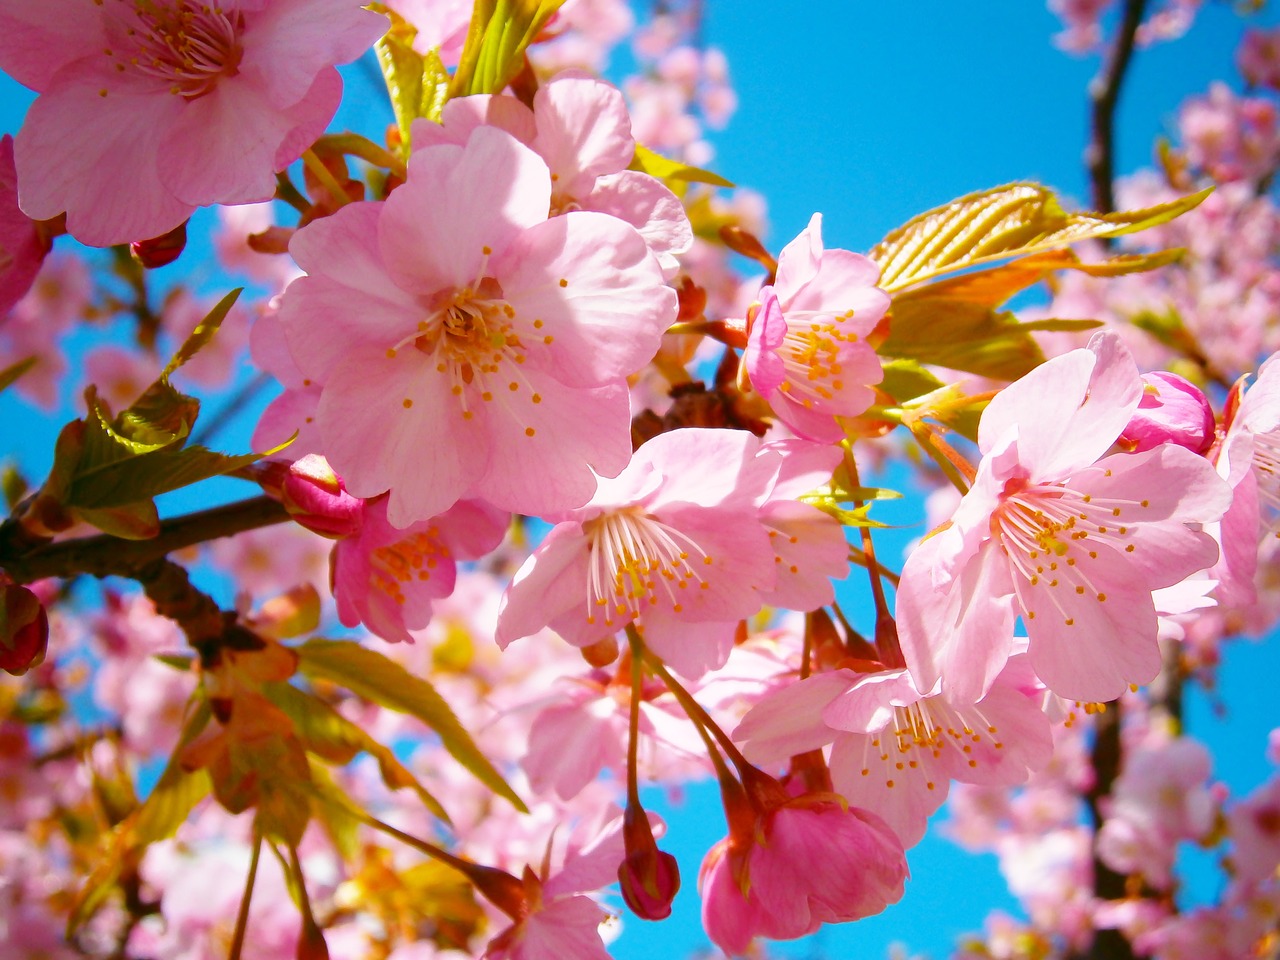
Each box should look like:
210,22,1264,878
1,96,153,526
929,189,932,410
1086,0,1150,218
1079,701,1136,960
0,495,289,585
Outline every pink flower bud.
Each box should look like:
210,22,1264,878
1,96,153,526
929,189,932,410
0,582,49,676
1120,372,1214,454
618,847,680,920
130,220,188,269
281,455,364,539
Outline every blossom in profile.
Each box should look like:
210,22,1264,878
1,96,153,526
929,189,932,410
495,428,848,678
700,793,907,954
742,215,888,442
279,126,676,526
0,0,386,246
896,332,1231,703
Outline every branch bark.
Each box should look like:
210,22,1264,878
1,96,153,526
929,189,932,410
1086,0,1150,218
0,495,289,585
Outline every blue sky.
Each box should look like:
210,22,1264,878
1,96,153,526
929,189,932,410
2,3,1279,958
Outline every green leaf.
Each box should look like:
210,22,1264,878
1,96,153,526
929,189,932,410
877,358,947,405
67,444,267,510
631,144,734,189
376,13,451,148
450,0,567,97
162,288,242,378
263,682,450,822
0,356,36,394
871,183,1210,293
296,639,526,813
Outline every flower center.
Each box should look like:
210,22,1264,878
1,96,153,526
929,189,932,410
582,509,711,627
992,474,1147,627
106,1,245,100
386,273,543,424
775,310,859,408
371,529,444,606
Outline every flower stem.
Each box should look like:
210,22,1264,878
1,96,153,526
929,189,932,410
227,830,262,960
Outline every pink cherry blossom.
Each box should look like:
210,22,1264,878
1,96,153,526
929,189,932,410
700,796,907,954
1226,773,1280,886
279,126,676,526
0,0,387,246
495,428,848,678
412,73,692,276
742,215,888,442
332,495,508,644
1239,27,1280,91
735,661,1053,847
896,332,1231,703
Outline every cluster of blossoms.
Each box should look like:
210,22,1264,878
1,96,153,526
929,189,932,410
0,3,1278,960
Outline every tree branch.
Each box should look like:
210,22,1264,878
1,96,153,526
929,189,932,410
1086,0,1149,218
0,495,289,585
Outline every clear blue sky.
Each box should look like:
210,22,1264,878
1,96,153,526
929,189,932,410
1,4,1277,958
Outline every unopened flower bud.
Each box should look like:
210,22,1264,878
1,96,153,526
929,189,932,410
130,220,188,269
281,455,364,539
1120,372,1214,454
618,846,680,920
0,582,49,676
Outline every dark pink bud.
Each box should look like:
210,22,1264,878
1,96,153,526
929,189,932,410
281,455,364,539
618,847,680,920
130,220,188,269
0,582,49,676
1120,372,1215,454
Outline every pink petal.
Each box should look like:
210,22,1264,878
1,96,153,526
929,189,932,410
411,94,537,151
581,170,692,276
773,213,824,301
497,210,674,388
390,127,551,293
744,286,788,395
496,523,593,648
532,74,635,196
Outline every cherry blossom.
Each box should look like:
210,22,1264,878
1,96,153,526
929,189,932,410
413,73,693,276
0,0,387,246
279,126,676,526
896,332,1231,703
495,428,848,678
740,215,888,442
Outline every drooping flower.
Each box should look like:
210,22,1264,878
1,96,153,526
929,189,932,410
495,428,848,678
700,792,907,954
896,332,1231,703
412,72,693,276
0,0,387,246
279,125,677,526
741,215,888,442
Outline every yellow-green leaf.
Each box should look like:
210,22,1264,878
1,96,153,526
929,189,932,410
161,288,242,378
262,682,449,821
67,444,268,510
0,355,36,394
296,639,526,812
450,0,567,97
631,144,734,189
871,183,1210,293
376,11,451,148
